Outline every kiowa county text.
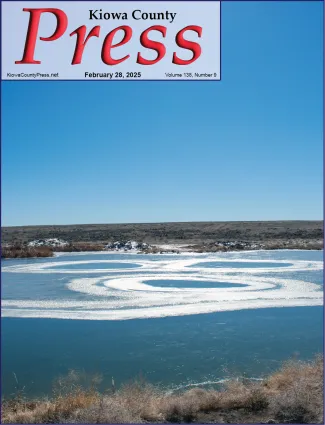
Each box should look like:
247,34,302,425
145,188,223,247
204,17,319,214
2,1,221,80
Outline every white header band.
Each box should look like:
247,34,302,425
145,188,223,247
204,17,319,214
1,1,221,81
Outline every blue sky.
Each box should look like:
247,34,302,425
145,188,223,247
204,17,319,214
2,1,323,226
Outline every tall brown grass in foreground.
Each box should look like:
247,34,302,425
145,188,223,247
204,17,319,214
2,356,323,424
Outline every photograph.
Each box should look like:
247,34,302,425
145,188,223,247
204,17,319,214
1,0,324,423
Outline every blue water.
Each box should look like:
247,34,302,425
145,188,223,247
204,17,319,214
1,308,323,397
145,279,248,288
1,250,323,397
189,261,292,269
49,262,141,270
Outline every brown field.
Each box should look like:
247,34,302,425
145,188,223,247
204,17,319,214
2,220,323,246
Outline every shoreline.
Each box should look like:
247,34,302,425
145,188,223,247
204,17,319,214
2,356,323,424
1,242,324,259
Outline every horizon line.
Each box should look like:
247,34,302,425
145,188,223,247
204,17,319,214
2,219,324,229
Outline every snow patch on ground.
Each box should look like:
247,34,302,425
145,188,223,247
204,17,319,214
105,241,150,252
28,238,68,247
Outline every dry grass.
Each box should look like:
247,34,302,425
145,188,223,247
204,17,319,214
265,355,324,423
1,244,54,258
1,242,106,258
2,356,323,424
